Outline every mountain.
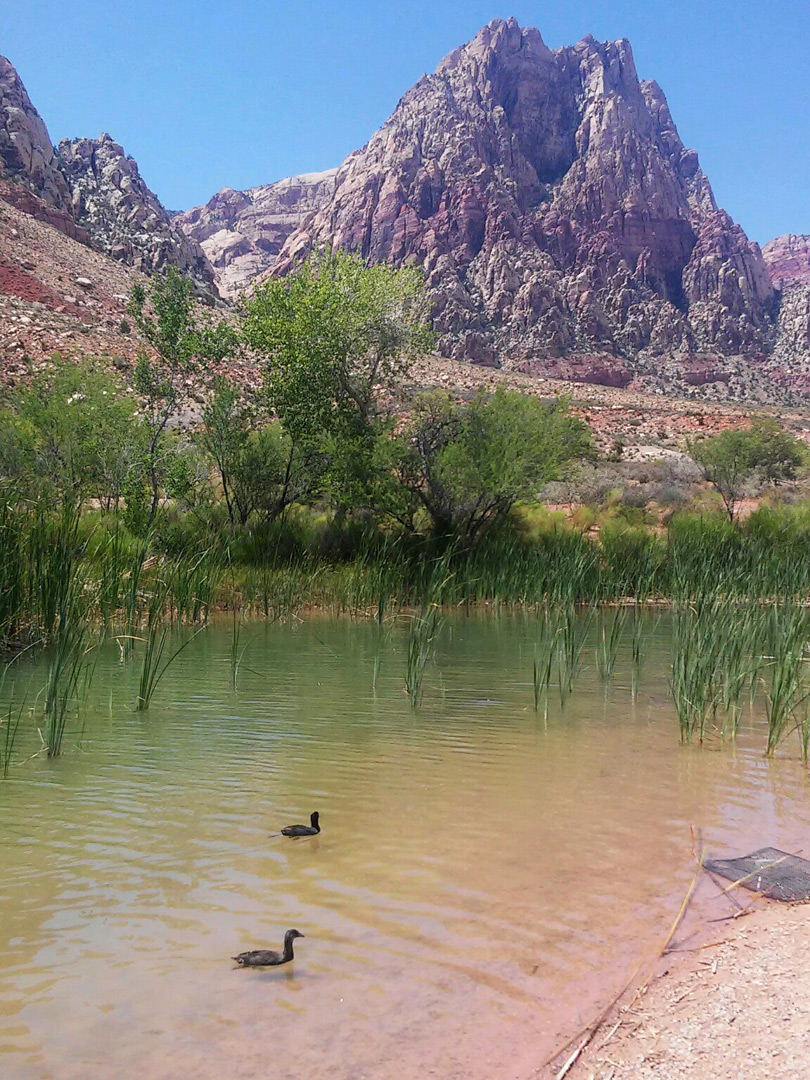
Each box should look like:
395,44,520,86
0,55,71,213
176,169,337,298
58,133,216,292
0,55,216,295
763,237,810,376
266,18,778,372
763,235,810,288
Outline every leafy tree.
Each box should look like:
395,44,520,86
688,419,807,521
395,389,594,542
196,377,326,524
0,356,142,508
240,250,432,512
127,266,236,521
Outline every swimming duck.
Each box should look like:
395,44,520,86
232,929,305,967
281,811,320,837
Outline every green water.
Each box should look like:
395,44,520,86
1,614,809,1080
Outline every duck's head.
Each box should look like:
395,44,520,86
285,929,305,941
310,812,320,828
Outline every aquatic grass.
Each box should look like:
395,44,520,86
0,658,30,778
136,617,205,711
595,608,627,680
532,612,557,720
629,605,650,701
761,602,810,757
121,534,151,658
27,503,82,640
0,500,26,644
43,602,91,757
556,604,592,707
404,604,442,707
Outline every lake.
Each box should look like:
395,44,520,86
1,614,808,1079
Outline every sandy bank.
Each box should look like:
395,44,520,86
560,898,810,1080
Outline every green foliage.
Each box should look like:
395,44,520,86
127,266,236,520
242,250,432,435
0,356,141,508
688,418,807,521
196,377,326,524
241,250,432,509
396,389,593,542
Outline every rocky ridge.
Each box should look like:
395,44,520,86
176,169,337,298
762,237,810,390
269,18,779,378
0,56,71,213
0,55,216,295
58,133,217,294
762,234,810,288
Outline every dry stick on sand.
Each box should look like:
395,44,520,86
544,843,705,1080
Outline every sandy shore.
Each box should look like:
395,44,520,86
553,898,810,1080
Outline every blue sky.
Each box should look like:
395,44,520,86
1,1,807,243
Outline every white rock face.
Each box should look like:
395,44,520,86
176,169,337,297
58,133,218,295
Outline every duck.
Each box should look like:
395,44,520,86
281,811,320,838
232,929,305,967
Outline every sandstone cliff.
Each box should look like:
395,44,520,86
272,19,776,368
763,237,810,370
176,169,337,297
763,235,810,288
58,133,217,294
0,56,216,295
0,55,71,213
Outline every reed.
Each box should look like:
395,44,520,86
404,604,442,707
121,534,151,658
43,590,91,757
630,605,647,701
595,608,627,680
556,604,591,707
27,504,82,640
533,613,557,720
0,660,28,778
136,616,205,711
762,602,810,756
0,502,25,644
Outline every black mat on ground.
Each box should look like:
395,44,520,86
705,847,810,902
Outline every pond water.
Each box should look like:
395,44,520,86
1,614,809,1080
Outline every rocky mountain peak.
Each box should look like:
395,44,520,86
0,56,217,296
176,168,337,297
762,235,810,288
0,54,71,212
268,19,775,370
57,132,217,294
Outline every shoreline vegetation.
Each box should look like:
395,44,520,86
3,254,810,767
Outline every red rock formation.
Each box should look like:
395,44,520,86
0,55,216,295
762,235,810,288
176,170,337,297
272,19,776,367
0,178,88,244
0,55,71,212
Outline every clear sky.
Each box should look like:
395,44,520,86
1,1,806,243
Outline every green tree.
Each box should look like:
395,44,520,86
0,356,142,509
688,419,807,521
240,250,432,513
196,377,326,525
127,266,236,521
395,389,593,542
